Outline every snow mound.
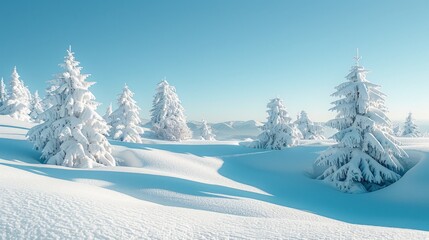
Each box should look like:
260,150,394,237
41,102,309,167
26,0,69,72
0,115,428,239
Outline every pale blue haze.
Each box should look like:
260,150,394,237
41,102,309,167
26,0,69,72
0,0,428,122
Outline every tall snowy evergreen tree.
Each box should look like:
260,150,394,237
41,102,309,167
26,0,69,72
294,111,325,140
315,52,407,193
0,78,7,108
251,97,300,149
0,67,31,121
401,113,421,137
110,85,144,143
28,47,115,168
150,79,192,141
30,90,44,122
200,120,216,140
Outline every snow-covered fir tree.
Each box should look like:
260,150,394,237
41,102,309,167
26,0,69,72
401,112,421,137
150,79,192,141
103,102,113,123
0,78,7,107
200,120,216,140
27,47,115,168
30,90,44,122
0,67,31,121
109,85,144,143
294,111,325,140
315,52,407,193
251,97,300,149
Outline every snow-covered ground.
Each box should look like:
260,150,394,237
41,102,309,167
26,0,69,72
0,115,428,239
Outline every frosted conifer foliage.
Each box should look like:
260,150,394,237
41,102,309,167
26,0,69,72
30,91,44,122
200,120,216,140
0,78,7,107
27,48,115,168
103,103,113,123
315,54,407,193
0,67,31,121
110,85,144,143
402,113,421,137
295,111,325,140
251,98,300,149
150,80,192,141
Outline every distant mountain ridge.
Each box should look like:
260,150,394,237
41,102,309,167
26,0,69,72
188,120,263,140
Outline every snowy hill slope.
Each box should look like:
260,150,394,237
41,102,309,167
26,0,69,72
0,115,428,239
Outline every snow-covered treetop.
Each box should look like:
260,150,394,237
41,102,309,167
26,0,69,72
103,102,113,122
295,110,325,140
264,97,292,129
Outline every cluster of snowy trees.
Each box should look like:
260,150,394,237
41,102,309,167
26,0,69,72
3,47,201,168
393,113,422,137
251,53,410,193
251,99,324,150
0,47,414,194
0,67,41,122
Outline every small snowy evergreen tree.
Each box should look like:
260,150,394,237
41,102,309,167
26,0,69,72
150,79,192,141
0,67,31,121
110,85,144,143
315,52,407,193
103,103,113,123
30,90,44,122
27,47,115,168
294,111,325,140
200,120,216,140
401,113,421,137
251,97,300,149
0,78,7,107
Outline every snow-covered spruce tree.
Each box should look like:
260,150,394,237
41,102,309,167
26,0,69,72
0,78,7,107
110,85,144,143
251,97,300,149
27,47,115,168
103,102,113,123
294,111,325,140
0,67,31,121
200,120,216,140
315,53,407,193
150,79,192,141
401,113,421,137
30,91,44,122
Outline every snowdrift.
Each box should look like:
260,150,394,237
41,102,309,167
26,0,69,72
0,115,428,239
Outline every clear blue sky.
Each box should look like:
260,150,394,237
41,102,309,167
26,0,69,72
0,0,428,122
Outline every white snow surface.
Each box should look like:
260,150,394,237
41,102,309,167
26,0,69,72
0,115,428,239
